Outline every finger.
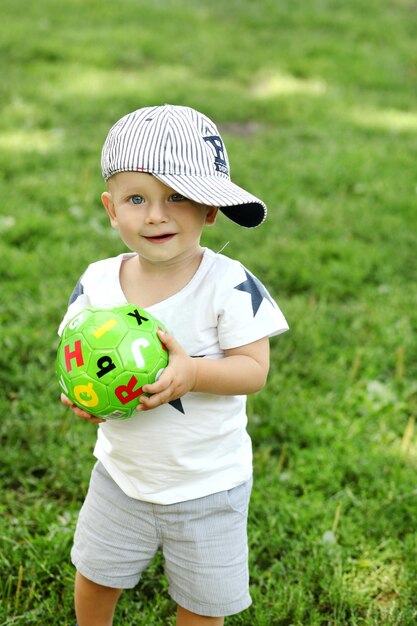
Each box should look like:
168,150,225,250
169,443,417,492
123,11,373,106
137,390,170,411
142,376,170,396
69,403,89,418
157,328,178,352
88,416,106,424
60,393,73,407
72,405,105,423
61,393,88,416
137,394,158,411
80,414,105,423
61,393,104,422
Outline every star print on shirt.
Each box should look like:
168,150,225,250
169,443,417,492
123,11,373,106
234,268,274,317
168,398,185,414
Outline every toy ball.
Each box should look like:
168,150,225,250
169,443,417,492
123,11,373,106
56,304,169,420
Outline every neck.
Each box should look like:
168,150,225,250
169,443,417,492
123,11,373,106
120,248,205,308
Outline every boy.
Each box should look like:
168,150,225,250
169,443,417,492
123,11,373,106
60,104,288,626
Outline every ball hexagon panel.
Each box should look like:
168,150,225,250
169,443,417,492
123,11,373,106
66,372,111,414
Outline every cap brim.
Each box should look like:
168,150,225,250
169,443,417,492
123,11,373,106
154,173,267,228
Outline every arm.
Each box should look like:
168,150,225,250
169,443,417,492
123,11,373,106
192,337,270,395
137,329,270,411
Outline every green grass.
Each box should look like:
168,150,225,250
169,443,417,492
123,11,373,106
1,0,417,624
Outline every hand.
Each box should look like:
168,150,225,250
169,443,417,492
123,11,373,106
60,393,105,424
137,329,197,411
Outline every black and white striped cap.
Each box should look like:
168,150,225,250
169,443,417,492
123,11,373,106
101,105,266,228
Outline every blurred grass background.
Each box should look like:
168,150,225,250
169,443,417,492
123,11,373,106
1,0,417,624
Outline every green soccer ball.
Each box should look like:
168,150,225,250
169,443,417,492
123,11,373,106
56,304,169,419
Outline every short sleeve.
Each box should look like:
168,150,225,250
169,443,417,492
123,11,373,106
215,263,289,350
57,273,91,336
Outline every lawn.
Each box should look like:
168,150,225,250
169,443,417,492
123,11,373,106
1,0,417,624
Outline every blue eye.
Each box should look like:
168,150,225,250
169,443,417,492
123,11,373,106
130,195,144,205
170,193,186,202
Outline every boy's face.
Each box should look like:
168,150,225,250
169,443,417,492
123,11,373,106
102,172,218,267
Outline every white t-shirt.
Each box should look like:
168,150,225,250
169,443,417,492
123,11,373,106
59,248,289,504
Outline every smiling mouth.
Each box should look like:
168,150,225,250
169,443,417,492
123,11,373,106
144,233,176,243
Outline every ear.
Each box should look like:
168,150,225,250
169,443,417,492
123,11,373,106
101,191,118,227
205,206,219,225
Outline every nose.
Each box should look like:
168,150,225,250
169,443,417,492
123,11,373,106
145,201,169,224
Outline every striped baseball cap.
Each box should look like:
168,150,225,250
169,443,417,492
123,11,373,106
101,104,267,228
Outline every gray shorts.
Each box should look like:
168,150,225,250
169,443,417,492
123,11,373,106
71,462,252,617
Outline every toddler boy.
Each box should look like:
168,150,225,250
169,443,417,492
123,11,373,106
60,104,288,626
